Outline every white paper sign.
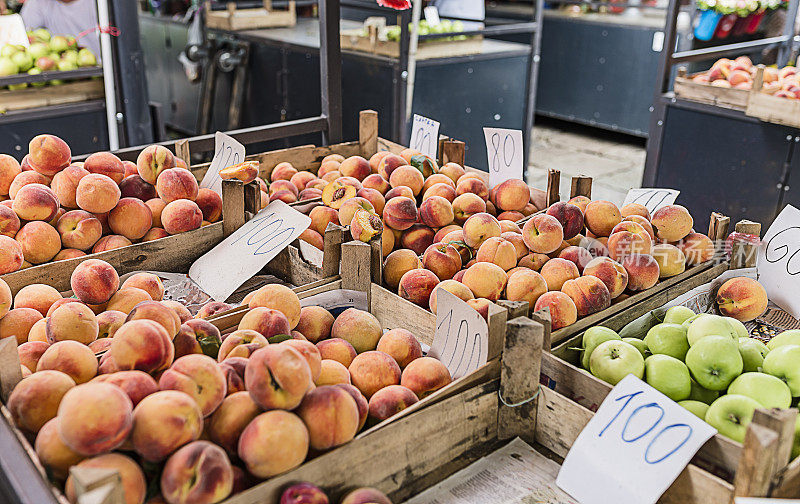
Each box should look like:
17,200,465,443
757,204,800,319
299,289,368,311
483,127,524,189
736,499,800,504
424,6,441,25
189,201,311,301
0,15,29,47
429,290,489,379
556,375,716,504
410,114,440,160
622,188,680,214
200,132,246,196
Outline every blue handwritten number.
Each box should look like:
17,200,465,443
621,403,664,443
644,424,693,464
599,391,642,437
230,213,296,256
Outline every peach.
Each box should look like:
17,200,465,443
583,256,628,298
533,291,578,330
88,338,112,353
422,173,455,193
488,178,527,212
28,134,70,176
50,164,89,209
716,277,768,322
220,161,258,185
137,145,175,185
238,410,309,478
377,154,407,180
611,220,652,239
338,197,375,226
357,188,386,216
108,197,153,240
121,272,165,301
462,262,508,301
504,268,548,306
54,210,101,251
8,369,74,433
172,325,203,359
106,288,152,314
455,177,489,201
389,165,425,196
467,298,492,320
291,171,317,192
329,308,381,353
219,357,247,394
84,152,125,183
53,249,86,261
423,182,457,203
362,173,391,194
368,384,419,422
282,339,322,382
316,359,351,386
400,356,452,399
58,382,133,455
316,338,357,367
93,210,111,233
110,319,175,373
123,160,139,177
11,183,58,222
318,161,340,178
584,200,622,237
159,354,227,417
161,199,202,234
338,156,370,180
676,232,715,266
92,370,158,406
270,162,297,182
620,203,650,220
196,301,231,320
558,245,593,273
398,268,440,308
146,197,167,228
18,340,49,373
398,224,434,255
341,488,391,504
422,242,462,281
207,391,261,458
321,170,342,183
95,310,127,339
15,220,61,264
65,454,146,504
561,276,611,318
245,344,312,410
418,195,453,229
348,351,401,399
13,283,61,316
36,340,98,383
27,317,48,343
247,284,301,328
308,205,340,236
0,204,20,237
130,389,203,462
376,329,422,369
522,214,564,254
0,153,21,195
126,300,182,337
92,234,133,253
0,278,10,318
651,205,693,242
429,279,475,314
45,302,98,345
477,236,517,271
438,162,465,184
384,185,414,201
383,248,423,290
75,173,121,214
162,300,192,323
9,171,50,199
294,306,334,343
382,196,418,231
0,235,24,273
369,151,390,174
156,168,199,203
119,173,157,201
540,258,579,291
434,224,462,243
545,202,584,240
621,253,660,291
34,417,85,481
462,212,501,249
300,228,324,250
297,385,360,450
0,307,43,344
607,230,652,262
321,180,356,209
652,243,686,278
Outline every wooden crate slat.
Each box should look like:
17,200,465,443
0,79,104,112
674,75,749,110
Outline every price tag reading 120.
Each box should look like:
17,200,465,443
200,132,246,196
428,290,488,380
410,114,440,160
483,127,524,189
757,204,800,318
188,201,311,302
622,188,680,214
556,375,716,504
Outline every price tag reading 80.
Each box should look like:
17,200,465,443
556,375,716,504
410,114,440,160
483,127,524,189
757,204,800,318
200,132,246,196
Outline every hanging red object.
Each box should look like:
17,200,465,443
377,0,412,9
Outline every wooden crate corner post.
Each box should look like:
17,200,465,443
732,408,796,498
320,223,347,278
569,175,592,200
440,139,466,167
708,211,731,264
221,179,248,238
359,110,379,158
546,169,560,207
730,220,761,269
0,336,22,402
70,466,125,504
340,240,375,302
174,139,191,169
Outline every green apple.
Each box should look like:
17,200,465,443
664,305,696,325
705,394,762,443
580,326,620,370
27,43,49,61
738,337,769,372
77,48,97,67
11,52,32,72
687,314,737,346
7,83,27,90
57,59,77,72
644,323,690,360
589,340,645,385
728,372,791,408
33,28,51,43
725,317,749,339
679,400,709,419
645,354,691,401
0,44,19,58
767,330,800,350
688,378,719,404
685,335,743,391
49,35,69,53
681,313,703,328
35,56,56,72
0,57,18,77
763,344,800,396
61,50,78,66
623,337,649,358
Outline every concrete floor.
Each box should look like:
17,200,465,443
527,118,647,205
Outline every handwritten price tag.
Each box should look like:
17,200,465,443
410,114,440,160
189,201,311,301
757,204,800,318
300,289,368,313
556,375,716,504
424,6,441,25
200,132,246,196
429,290,488,379
622,188,680,214
483,127,524,189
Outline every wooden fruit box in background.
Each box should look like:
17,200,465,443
673,67,749,111
746,65,800,129
204,0,296,31
340,29,484,60
0,79,105,113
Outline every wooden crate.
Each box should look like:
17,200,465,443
673,67,749,111
746,65,800,128
0,79,104,113
340,29,484,60
205,0,296,31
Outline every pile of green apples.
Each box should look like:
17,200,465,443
580,307,800,452
0,28,97,90
385,19,469,41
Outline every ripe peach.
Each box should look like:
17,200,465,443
429,279,475,314
0,307,43,343
50,164,89,209
245,345,312,410
146,197,167,228
0,278,9,318
422,243,462,281
0,235,24,273
376,329,422,369
8,369,75,433
492,178,529,212
295,306,334,343
106,287,152,314
271,162,298,182
13,283,60,316
583,257,628,298
388,165,424,196
456,177,488,201
238,410,309,479
45,302,98,345
15,221,60,264
92,370,158,406
110,319,174,373
54,210,101,251
398,268,440,308
533,291,578,330
309,205,340,236
220,161,259,184
341,488,392,504
159,354,227,417
419,196,454,228
400,356,452,399
339,156,371,180
476,236,517,271
161,199,202,234
377,154,406,180
92,234,133,253
58,382,133,456
368,384,419,422
84,152,125,184
424,182,457,203
53,249,85,261
357,188,386,215
207,391,261,458
0,204,20,237
316,359,351,386
18,340,49,373
10,183,57,222
676,232,715,266
539,258,578,291
122,160,139,177
621,253,660,291
130,389,203,462
329,308,381,353
291,171,318,192
321,180,356,209
607,230,652,262
238,308,290,341
382,196,418,231
362,173,391,194
369,151,390,174
34,417,85,481
95,310,126,339
422,174,455,194
28,134,70,176
338,197,374,226
36,340,97,384
385,185,414,201
9,171,50,199
383,248,423,290
0,153,21,196
505,269,548,306
318,161,340,178
561,276,611,318
247,284,301,328
137,145,175,185
321,170,342,183
120,272,164,301
316,339,357,367
399,224,435,255
463,212,501,249
558,245,593,273
545,202,584,240
109,197,153,240
162,300,191,324
300,228,324,250
522,214,564,254
218,357,247,394
462,262,508,301
282,339,322,382
439,162,466,184
651,205,693,242
196,301,231,320
716,277,768,322
349,351,401,399
584,200,622,237
65,453,146,504
620,203,650,220
119,174,157,201
652,243,686,278
297,385,359,450
75,173,121,214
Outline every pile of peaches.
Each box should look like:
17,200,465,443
0,257,448,504
692,55,800,99
385,197,714,331
0,134,222,274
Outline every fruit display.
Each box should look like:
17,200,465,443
0,256,450,503
691,55,800,99
0,134,218,274
385,19,470,41
1,29,99,90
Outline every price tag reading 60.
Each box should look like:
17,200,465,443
410,114,440,160
757,204,800,318
556,375,716,504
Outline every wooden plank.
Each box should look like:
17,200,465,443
660,467,734,504
441,140,465,167
222,180,246,238
359,110,379,157
498,316,542,443
674,74,749,110
731,220,762,269
369,283,435,345
546,169,560,207
732,423,780,498
205,0,296,30
570,176,592,199
174,139,191,168
772,453,800,498
340,31,484,60
0,79,104,113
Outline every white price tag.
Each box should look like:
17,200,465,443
736,499,800,504
189,201,311,302
200,132,246,196
424,6,441,25
757,204,800,319
429,290,489,379
410,114,440,160
556,375,716,504
300,289,368,311
622,188,680,214
483,127,524,189
0,15,29,47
